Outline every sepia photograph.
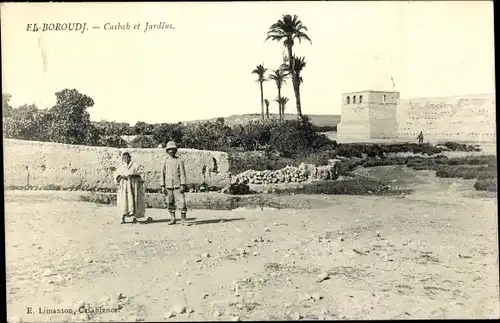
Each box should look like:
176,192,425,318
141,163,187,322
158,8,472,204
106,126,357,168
2,1,498,321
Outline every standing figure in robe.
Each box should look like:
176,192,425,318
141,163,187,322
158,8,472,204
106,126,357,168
115,152,147,224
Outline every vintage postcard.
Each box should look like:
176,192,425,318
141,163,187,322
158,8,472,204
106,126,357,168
2,1,497,322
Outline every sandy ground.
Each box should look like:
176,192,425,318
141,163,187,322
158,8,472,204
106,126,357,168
5,169,499,322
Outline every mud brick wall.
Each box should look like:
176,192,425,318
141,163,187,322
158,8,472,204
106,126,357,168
397,93,496,143
3,139,230,191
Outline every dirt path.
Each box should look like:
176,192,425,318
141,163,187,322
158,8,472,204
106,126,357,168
5,175,499,321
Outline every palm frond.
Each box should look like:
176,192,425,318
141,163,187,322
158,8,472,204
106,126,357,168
266,14,312,47
252,64,268,83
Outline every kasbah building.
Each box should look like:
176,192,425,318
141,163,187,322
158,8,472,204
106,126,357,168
336,88,496,146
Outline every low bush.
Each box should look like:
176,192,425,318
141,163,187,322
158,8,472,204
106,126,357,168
444,155,497,166
443,141,479,152
276,178,408,196
294,149,337,166
435,165,496,180
98,135,128,148
337,159,365,176
474,178,497,192
268,116,334,158
313,125,337,132
228,151,293,174
129,135,156,148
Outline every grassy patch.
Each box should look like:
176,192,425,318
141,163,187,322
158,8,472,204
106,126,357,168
275,178,410,196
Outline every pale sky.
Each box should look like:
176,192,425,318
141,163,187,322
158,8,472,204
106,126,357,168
1,1,495,124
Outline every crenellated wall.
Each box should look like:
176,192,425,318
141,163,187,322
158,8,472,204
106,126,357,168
338,91,496,143
397,93,496,143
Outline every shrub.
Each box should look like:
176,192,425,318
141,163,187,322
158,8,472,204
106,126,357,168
445,155,497,167
277,178,407,196
152,122,186,147
443,141,478,152
99,135,128,148
182,119,233,151
435,165,496,180
313,125,337,132
474,179,497,192
228,151,293,174
231,119,278,151
129,135,156,148
268,116,334,158
337,159,364,176
294,149,337,166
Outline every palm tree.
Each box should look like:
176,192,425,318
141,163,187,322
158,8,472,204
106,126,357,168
264,99,270,119
268,69,289,122
252,64,268,120
281,55,307,111
266,14,311,118
275,96,289,121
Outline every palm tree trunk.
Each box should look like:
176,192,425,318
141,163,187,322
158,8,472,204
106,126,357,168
266,104,269,120
277,86,282,122
260,81,265,120
287,46,302,118
293,81,302,118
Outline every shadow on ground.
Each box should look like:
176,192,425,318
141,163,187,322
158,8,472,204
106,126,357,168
131,217,245,225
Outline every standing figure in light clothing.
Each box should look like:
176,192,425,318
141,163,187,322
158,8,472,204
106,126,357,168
115,152,147,224
161,141,190,226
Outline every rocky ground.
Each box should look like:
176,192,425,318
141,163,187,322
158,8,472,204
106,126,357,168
5,168,499,322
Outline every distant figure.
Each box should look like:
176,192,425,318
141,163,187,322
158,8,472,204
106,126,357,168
417,131,424,145
161,141,190,226
115,152,147,224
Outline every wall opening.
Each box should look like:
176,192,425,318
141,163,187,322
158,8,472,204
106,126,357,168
383,94,387,103
346,96,350,104
359,95,363,103
353,96,357,104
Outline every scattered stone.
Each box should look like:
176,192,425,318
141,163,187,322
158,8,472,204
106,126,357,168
230,316,240,321
339,237,344,242
188,308,195,314
164,311,175,319
175,272,181,277
265,227,271,232
376,231,381,237
316,272,330,283
252,251,259,256
172,303,187,315
43,269,53,277
213,309,222,317
284,302,292,308
85,257,93,263
201,253,211,258
311,292,323,301
206,239,212,244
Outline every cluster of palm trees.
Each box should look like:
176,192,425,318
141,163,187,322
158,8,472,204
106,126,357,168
252,14,312,122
